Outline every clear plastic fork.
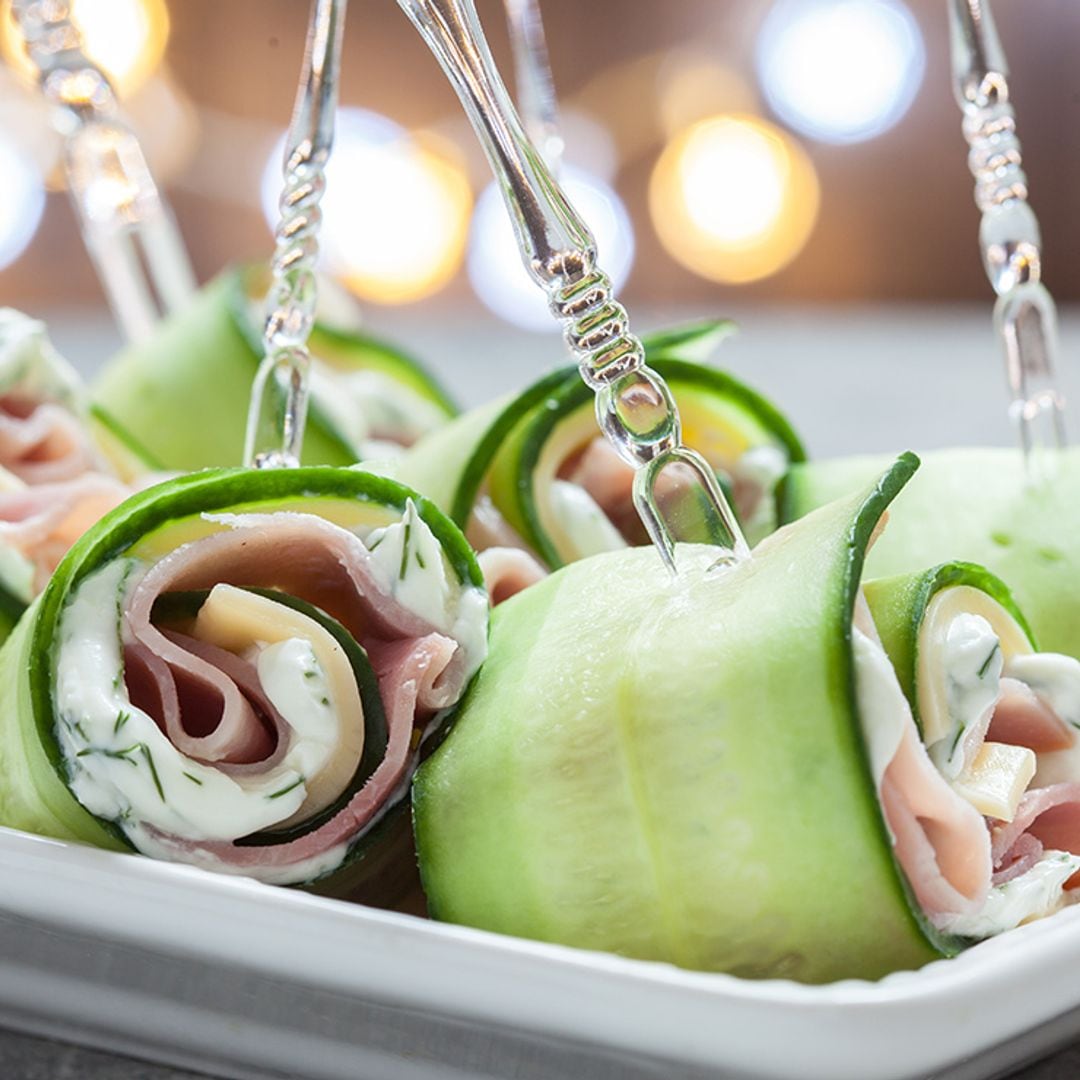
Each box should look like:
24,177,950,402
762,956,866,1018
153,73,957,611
949,0,1067,464
243,0,348,470
397,0,748,573
10,0,195,345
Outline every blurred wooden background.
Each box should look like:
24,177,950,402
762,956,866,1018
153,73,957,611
3,0,1078,312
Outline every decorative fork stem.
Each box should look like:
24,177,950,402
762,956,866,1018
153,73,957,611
503,0,563,176
397,0,747,571
244,0,347,470
11,0,195,344
949,0,1066,461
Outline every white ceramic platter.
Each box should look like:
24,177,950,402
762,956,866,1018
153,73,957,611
0,826,1077,1080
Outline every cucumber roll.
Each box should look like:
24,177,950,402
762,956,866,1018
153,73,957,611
93,268,457,472
413,455,1080,983
0,311,155,640
865,563,1080,938
395,320,804,599
780,449,1080,659
0,466,486,887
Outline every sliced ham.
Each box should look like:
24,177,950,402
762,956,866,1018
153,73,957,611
478,547,548,605
0,396,97,485
0,473,129,592
121,513,472,874
990,678,1076,753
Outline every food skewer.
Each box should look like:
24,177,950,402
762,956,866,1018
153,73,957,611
244,0,348,469
10,0,195,344
397,0,747,573
949,0,1066,461
502,0,563,177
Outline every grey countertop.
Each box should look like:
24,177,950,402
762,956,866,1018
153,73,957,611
7,301,1080,1080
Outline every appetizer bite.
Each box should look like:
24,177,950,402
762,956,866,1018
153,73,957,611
0,467,486,888
780,449,1080,659
0,310,154,640
394,321,804,601
413,455,1080,982
93,268,457,472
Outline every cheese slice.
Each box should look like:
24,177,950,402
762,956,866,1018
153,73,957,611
195,584,365,821
951,741,1037,822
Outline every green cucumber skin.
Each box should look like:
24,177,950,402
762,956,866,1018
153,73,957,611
92,269,454,472
514,356,808,567
415,452,947,983
781,448,1080,658
3,466,481,877
864,563,1035,731
0,601,125,850
395,327,805,559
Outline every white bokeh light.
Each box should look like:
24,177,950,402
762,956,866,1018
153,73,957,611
0,136,45,271
261,108,471,305
756,0,925,144
467,165,634,332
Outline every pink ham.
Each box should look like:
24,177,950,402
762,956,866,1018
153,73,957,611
0,473,129,592
121,513,472,874
0,396,97,485
879,725,992,919
477,547,548,605
990,678,1076,753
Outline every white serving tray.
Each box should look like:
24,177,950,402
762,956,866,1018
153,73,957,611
0,827,1077,1080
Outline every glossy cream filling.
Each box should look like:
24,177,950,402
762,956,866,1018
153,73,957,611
309,364,447,458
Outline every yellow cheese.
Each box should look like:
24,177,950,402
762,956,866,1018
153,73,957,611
951,742,1036,822
194,584,365,820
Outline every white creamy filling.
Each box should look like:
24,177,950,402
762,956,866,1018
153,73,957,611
56,560,312,843
934,852,1080,939
549,479,627,560
0,308,85,408
365,498,488,682
929,612,1003,779
1005,653,1080,729
730,444,788,540
851,625,907,792
309,364,447,455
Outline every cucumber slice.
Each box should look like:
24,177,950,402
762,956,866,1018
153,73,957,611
414,452,956,982
0,466,483,888
780,448,1080,659
865,563,1036,733
396,328,804,566
93,268,456,472
513,356,807,565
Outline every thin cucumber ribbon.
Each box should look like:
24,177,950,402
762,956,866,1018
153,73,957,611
93,268,458,473
413,455,1080,982
0,466,486,889
780,449,1080,660
0,310,157,643
392,321,804,601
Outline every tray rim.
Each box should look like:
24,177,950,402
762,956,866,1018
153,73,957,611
3,826,1080,1080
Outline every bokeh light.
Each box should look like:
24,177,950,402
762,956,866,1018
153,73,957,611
649,114,819,285
0,135,45,271
261,109,472,306
468,165,634,332
756,0,925,144
1,0,170,99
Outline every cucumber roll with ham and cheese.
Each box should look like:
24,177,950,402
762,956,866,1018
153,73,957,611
94,268,457,473
413,454,1080,982
780,449,1080,660
0,311,156,640
0,467,486,887
394,320,804,600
